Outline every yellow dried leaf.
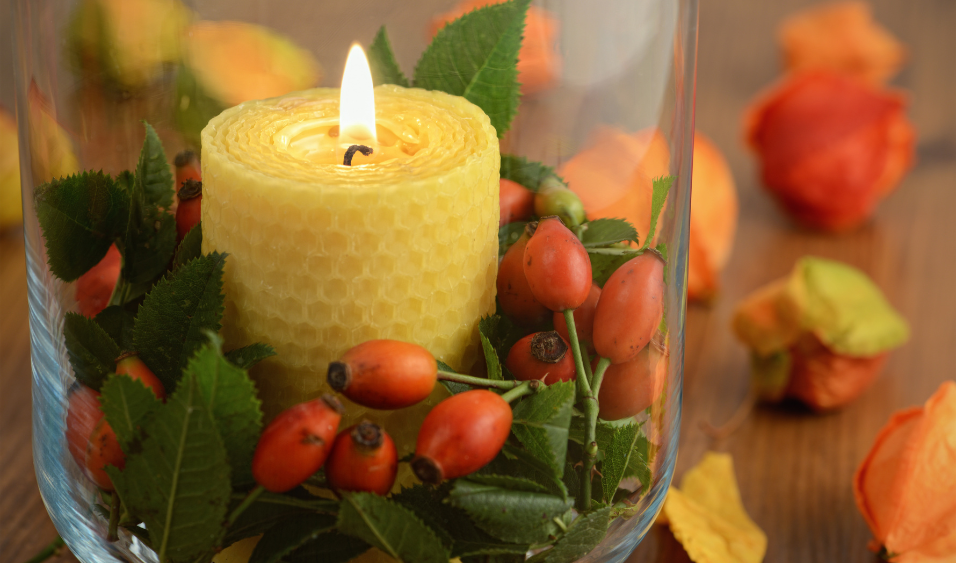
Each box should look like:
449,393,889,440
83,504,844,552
663,452,767,563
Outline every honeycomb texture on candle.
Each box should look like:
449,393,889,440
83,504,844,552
200,86,499,456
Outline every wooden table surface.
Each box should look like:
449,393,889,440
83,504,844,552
2,1,954,562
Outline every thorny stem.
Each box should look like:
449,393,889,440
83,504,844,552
227,485,265,526
107,491,121,542
437,370,526,390
23,536,65,563
564,309,597,511
500,380,539,403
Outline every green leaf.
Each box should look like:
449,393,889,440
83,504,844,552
185,335,263,486
108,374,231,563
135,122,174,209
133,252,227,392
436,360,471,395
249,513,337,563
466,474,550,493
117,168,178,287
223,502,311,549
526,508,612,563
479,314,526,376
623,432,651,491
173,223,202,270
337,493,449,563
34,171,128,281
589,251,640,287
641,176,673,250
63,312,121,390
448,478,573,544
286,532,369,563
499,221,527,258
499,154,562,192
479,331,503,381
94,305,138,351
368,26,409,87
510,381,575,481
580,218,639,248
490,442,570,499
598,422,641,503
414,0,529,137
99,373,162,451
224,343,277,370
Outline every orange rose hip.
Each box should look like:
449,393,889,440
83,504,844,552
505,331,575,385
523,217,592,312
327,340,437,410
325,421,398,496
497,227,551,327
499,178,535,226
592,252,665,364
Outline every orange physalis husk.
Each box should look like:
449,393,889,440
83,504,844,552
854,381,956,562
430,0,562,95
660,452,767,563
744,71,915,232
688,132,738,302
559,126,670,246
778,0,906,85
733,256,909,410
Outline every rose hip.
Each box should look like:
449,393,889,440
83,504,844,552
115,353,166,401
325,421,398,496
597,345,667,421
252,395,344,493
534,178,586,229
553,282,601,349
505,331,575,385
328,340,437,410
174,150,201,189
497,228,551,327
523,217,592,312
176,179,202,242
66,383,103,468
75,244,121,318
85,418,124,490
499,178,535,226
412,390,512,484
592,252,664,364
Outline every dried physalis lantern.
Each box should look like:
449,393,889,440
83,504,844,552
732,256,909,411
854,381,956,562
688,132,738,302
778,1,905,85
744,71,914,232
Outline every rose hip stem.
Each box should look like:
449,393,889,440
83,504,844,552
107,491,120,542
227,485,265,526
499,380,540,403
563,308,611,511
436,370,531,390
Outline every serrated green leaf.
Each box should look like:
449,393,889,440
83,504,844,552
499,221,527,258
467,474,550,493
500,154,562,193
64,312,121,390
580,218,639,248
623,433,651,491
186,336,263,486
436,360,471,395
526,508,612,563
286,532,370,563
108,374,231,563
641,176,672,250
414,0,529,137
655,241,668,263
173,223,202,270
479,314,526,376
368,26,409,87
94,305,138,351
117,168,177,287
100,373,162,451
598,422,640,502
479,332,503,381
224,343,276,370
133,252,226,392
448,478,573,544
510,381,575,480
337,492,449,563
491,442,570,499
34,171,128,281
249,513,337,563
589,251,640,287
136,122,174,209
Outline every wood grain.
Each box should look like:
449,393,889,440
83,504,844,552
0,0,953,562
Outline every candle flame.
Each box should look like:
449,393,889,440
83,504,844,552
340,43,377,143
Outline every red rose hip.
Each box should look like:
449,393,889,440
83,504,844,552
499,178,535,226
553,282,601,348
66,383,103,468
523,217,592,311
325,421,398,496
175,179,202,242
505,331,576,385
115,353,166,401
85,418,125,490
328,340,437,410
497,227,551,327
592,252,665,364
412,390,513,484
252,395,343,492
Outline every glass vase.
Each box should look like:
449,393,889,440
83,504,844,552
16,1,697,561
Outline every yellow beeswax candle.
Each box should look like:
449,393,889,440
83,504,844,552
200,85,500,455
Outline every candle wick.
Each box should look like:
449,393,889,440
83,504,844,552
343,145,374,166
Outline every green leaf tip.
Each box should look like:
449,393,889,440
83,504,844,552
641,175,673,250
368,27,409,87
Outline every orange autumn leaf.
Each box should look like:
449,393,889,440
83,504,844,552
559,126,669,246
688,132,738,302
854,381,956,562
430,0,562,95
744,71,915,232
786,333,888,411
779,1,906,85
